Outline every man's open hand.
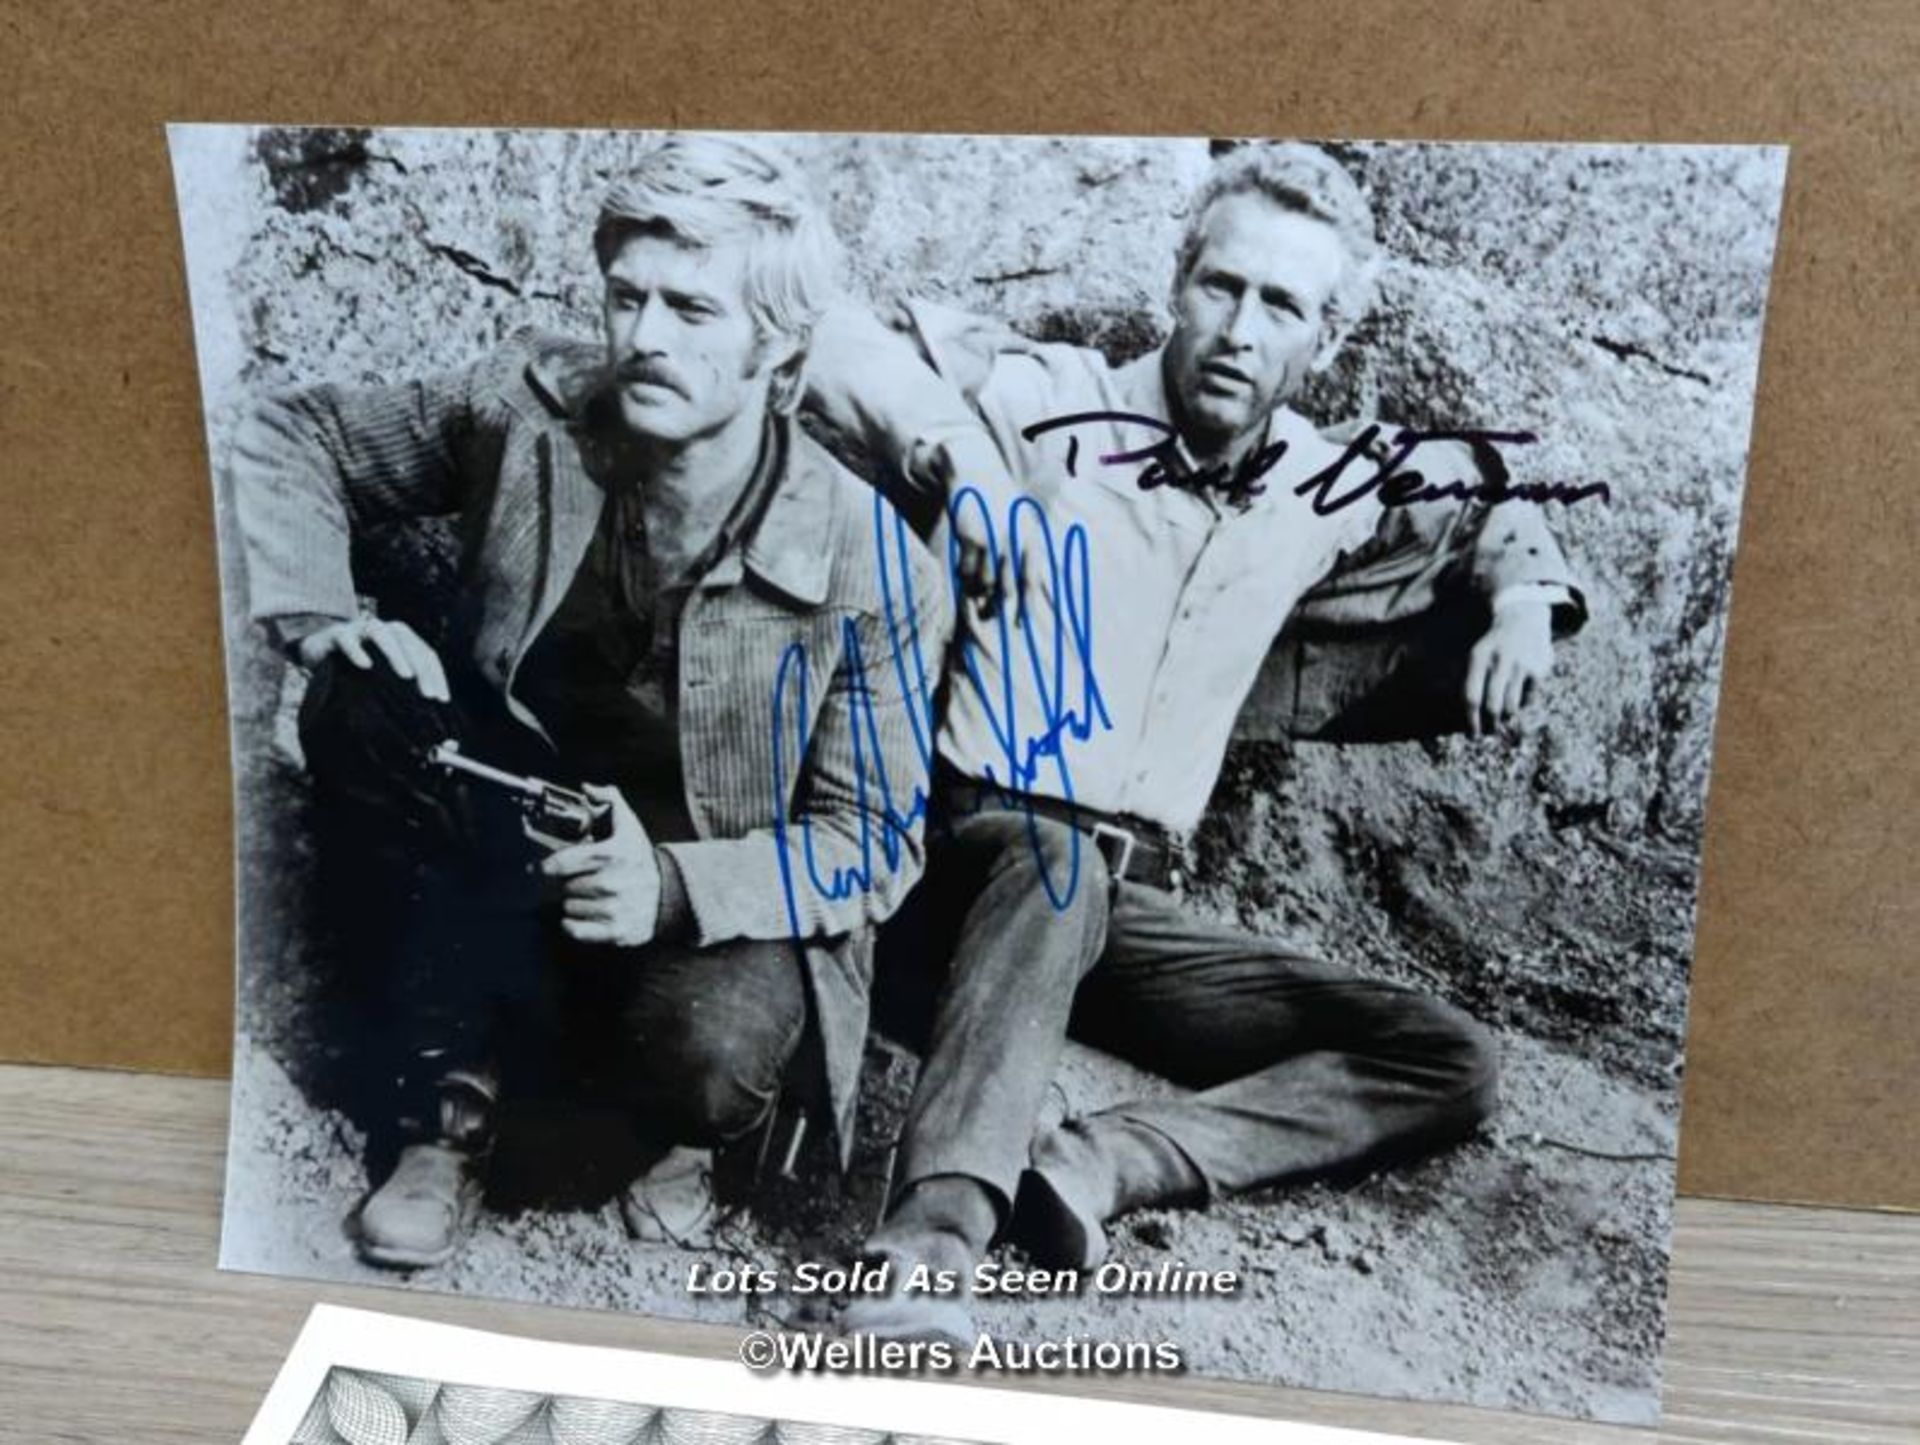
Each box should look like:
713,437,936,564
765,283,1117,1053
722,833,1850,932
1464,600,1555,737
540,785,662,948
296,616,449,702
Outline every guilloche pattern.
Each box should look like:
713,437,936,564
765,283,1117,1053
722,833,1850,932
290,1368,990,1445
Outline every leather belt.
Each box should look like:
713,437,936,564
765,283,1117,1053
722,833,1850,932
938,776,1185,891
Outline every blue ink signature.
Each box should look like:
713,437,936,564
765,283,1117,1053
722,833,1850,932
769,488,1112,938
944,484,1112,909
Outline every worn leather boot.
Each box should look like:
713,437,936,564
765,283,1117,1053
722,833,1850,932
619,1144,718,1247
1012,1115,1205,1271
355,1071,493,1270
836,1175,997,1346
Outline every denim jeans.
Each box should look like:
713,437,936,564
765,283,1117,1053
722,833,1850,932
876,807,1499,1214
296,655,806,1147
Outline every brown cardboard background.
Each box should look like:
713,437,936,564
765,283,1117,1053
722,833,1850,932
0,1,1913,1211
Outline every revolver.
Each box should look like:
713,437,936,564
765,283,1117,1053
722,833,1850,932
426,741,614,848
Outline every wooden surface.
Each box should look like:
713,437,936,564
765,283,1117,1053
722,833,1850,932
0,1064,1914,1443
0,0,1917,1213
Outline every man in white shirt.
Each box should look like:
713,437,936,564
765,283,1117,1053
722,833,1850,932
807,143,1585,1338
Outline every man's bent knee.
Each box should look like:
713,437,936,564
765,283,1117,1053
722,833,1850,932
629,1014,789,1143
1368,988,1502,1139
624,962,803,1145
299,652,452,786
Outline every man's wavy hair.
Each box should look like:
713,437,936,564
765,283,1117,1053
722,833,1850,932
1174,144,1381,346
593,134,843,349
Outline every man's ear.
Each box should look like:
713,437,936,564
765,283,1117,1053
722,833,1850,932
1308,317,1352,374
1312,254,1378,373
764,333,808,415
1165,261,1192,326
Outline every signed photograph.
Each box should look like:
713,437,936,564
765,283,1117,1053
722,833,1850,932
172,124,1787,1424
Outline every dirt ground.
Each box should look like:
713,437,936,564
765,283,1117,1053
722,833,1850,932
225,932,1675,1425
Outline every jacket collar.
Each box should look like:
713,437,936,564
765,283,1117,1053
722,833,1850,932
677,414,837,608
733,422,836,607
525,341,835,609
524,334,612,420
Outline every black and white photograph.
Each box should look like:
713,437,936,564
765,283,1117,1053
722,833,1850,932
171,124,1787,1425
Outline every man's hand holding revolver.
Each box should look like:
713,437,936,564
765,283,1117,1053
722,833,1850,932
294,618,665,949
540,787,663,949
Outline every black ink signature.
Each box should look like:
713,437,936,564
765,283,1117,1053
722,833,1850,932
1021,411,1612,511
1292,424,1612,514
1022,410,1288,503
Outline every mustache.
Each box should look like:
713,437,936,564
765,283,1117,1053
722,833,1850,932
614,357,688,396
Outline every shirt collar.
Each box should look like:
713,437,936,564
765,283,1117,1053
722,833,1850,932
1115,348,1215,479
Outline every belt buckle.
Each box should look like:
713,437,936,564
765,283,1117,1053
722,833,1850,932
1090,820,1136,885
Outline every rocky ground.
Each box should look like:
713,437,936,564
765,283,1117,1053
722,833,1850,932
226,1003,1674,1424
189,128,1786,1427
223,718,1685,1425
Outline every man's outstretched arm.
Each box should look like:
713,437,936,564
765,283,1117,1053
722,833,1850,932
1292,430,1588,736
229,351,518,694
804,301,1044,614
229,355,506,645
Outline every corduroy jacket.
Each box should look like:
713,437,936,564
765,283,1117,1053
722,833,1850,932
231,332,954,1156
